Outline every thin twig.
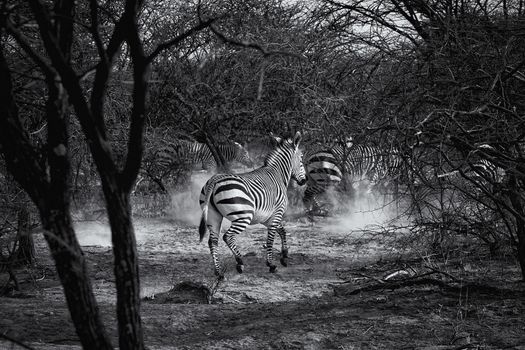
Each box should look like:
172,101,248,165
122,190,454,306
221,293,245,304
0,334,37,350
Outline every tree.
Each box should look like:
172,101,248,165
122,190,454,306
0,0,216,348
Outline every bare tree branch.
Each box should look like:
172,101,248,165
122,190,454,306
146,16,218,64
4,19,55,80
0,45,48,202
209,24,304,59
89,0,108,64
120,0,148,192
28,0,118,179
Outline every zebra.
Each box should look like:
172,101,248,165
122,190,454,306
156,139,252,171
435,159,506,185
468,159,506,184
198,132,306,278
452,158,507,195
302,144,402,216
135,139,252,193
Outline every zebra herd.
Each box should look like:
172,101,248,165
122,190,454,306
152,137,405,215
150,137,506,209
196,133,406,277
147,134,507,277
303,143,403,216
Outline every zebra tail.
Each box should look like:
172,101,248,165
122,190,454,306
199,214,207,242
199,182,214,242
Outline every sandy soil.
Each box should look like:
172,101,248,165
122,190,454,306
1,207,525,349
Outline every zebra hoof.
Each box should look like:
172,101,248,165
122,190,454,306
280,257,288,267
236,264,244,273
269,265,277,273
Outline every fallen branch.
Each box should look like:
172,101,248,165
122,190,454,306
422,264,461,282
333,276,523,297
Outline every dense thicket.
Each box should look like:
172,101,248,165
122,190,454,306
1,0,525,348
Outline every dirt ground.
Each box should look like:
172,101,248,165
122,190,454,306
1,205,525,349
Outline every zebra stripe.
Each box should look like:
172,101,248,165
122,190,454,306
303,144,402,214
435,159,506,185
156,139,252,171
469,159,506,184
198,132,306,278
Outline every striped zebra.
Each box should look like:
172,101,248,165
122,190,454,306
468,159,506,184
156,139,252,171
303,144,402,215
198,132,306,278
435,159,506,185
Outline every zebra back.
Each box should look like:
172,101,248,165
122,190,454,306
156,140,207,168
309,144,401,183
156,139,251,171
216,142,252,167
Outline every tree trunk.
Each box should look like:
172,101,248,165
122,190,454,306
516,223,525,281
507,176,525,280
41,209,113,349
16,207,34,265
0,32,114,349
102,180,144,350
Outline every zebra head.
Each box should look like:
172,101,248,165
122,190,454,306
233,141,253,167
270,131,306,186
293,147,307,186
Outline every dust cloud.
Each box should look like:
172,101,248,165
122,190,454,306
75,221,112,246
74,219,153,247
73,172,214,247
167,172,213,226
74,177,406,247
324,192,403,233
288,185,407,234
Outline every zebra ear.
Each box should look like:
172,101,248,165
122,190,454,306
269,132,282,145
345,136,353,148
293,131,302,147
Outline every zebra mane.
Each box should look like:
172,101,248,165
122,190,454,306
264,139,294,167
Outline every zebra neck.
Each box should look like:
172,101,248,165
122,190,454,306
264,163,291,187
331,146,345,157
265,151,293,187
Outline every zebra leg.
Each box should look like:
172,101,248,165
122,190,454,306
206,206,224,278
208,232,223,279
277,225,289,267
303,186,321,221
311,196,323,213
222,220,249,273
302,189,313,214
266,225,279,273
